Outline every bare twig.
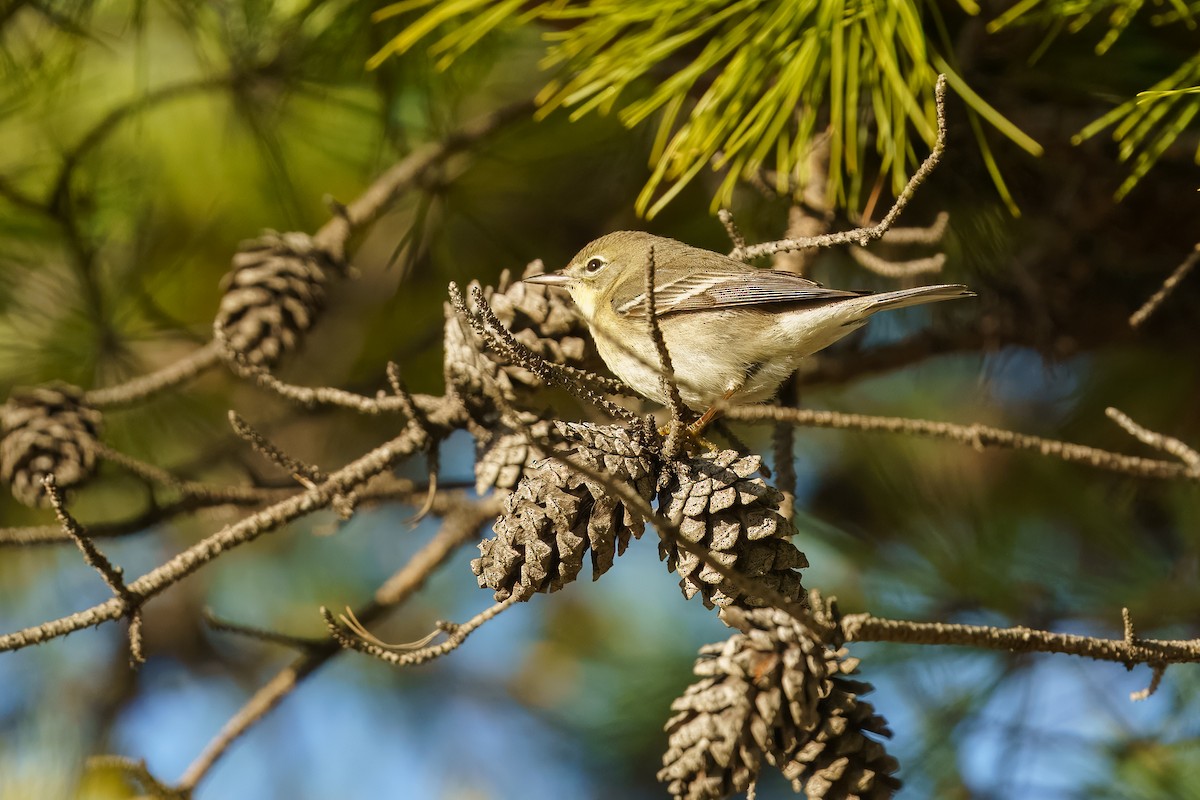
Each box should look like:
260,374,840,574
1106,407,1200,472
0,415,443,653
384,360,442,524
718,208,746,250
454,283,637,421
203,609,327,652
45,476,135,604
1131,664,1166,701
1129,243,1199,329
95,443,293,504
841,608,1200,666
726,405,1198,482
174,494,500,793
322,596,519,666
215,331,421,416
730,75,949,261
229,411,326,485
385,361,423,425
643,244,689,458
84,341,224,408
848,247,946,278
44,475,144,666
878,211,950,245
0,477,439,546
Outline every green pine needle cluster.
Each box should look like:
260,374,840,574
374,0,1200,216
991,0,1200,200
372,0,1039,218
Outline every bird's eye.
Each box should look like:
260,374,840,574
584,257,607,274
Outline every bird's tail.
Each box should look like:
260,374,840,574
865,284,974,312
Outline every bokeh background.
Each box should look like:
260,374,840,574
2,2,1199,799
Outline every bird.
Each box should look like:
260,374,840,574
525,231,973,429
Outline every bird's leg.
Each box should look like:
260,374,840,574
688,365,760,436
688,387,739,436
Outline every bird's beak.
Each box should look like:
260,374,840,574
523,270,573,287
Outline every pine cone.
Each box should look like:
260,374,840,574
486,261,599,390
1,383,102,507
660,604,899,800
777,681,900,800
442,262,601,418
443,295,518,417
658,451,808,609
474,415,553,494
215,231,344,366
472,422,657,601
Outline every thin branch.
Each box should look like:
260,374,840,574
44,476,136,604
312,99,536,258
203,609,327,652
83,341,223,408
1131,664,1166,701
879,211,950,245
726,405,1198,482
848,211,948,277
454,283,637,421
385,361,424,427
718,208,746,250
0,476,443,546
0,495,265,546
1129,243,1199,329
95,443,292,504
84,101,535,410
730,75,948,261
44,475,144,666
215,330,422,417
1106,406,1200,472
848,247,946,278
0,416,440,653
322,596,519,666
643,243,688,458
385,360,441,524
174,494,500,793
841,609,1200,666
228,411,326,485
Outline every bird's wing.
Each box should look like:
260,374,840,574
611,269,866,318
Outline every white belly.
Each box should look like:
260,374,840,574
590,304,871,411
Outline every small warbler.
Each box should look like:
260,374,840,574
526,231,973,425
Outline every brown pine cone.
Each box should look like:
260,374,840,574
214,230,344,366
660,603,899,800
474,415,553,495
658,451,808,609
1,383,102,507
777,681,900,800
471,422,656,601
442,262,602,419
